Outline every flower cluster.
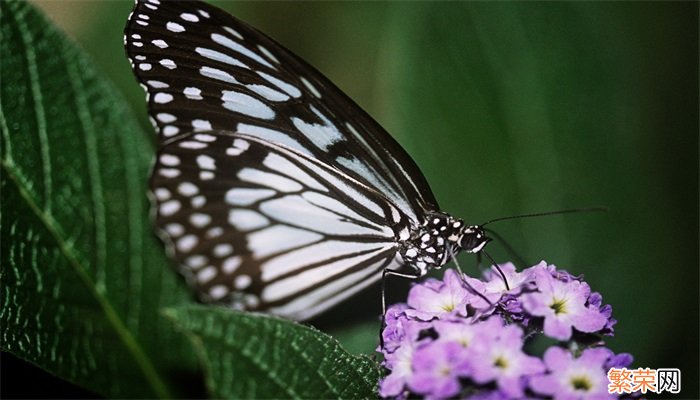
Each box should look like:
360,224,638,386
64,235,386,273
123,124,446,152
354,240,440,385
378,261,634,399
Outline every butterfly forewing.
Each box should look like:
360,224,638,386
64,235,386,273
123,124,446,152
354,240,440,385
153,132,407,320
125,0,447,320
125,0,438,219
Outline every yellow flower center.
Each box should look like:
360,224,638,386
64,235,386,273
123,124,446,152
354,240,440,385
493,356,508,369
570,375,592,391
549,298,567,315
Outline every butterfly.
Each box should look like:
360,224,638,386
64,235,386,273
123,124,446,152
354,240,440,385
124,0,491,321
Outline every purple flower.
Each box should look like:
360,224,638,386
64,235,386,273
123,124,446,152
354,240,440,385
407,340,470,398
544,263,583,283
605,352,634,369
432,319,481,348
378,261,633,399
466,262,537,310
381,304,427,353
467,319,545,398
380,310,431,398
588,292,617,336
406,269,472,320
522,268,608,340
530,346,615,400
379,343,416,398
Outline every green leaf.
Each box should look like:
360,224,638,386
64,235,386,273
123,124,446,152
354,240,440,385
0,2,199,397
165,305,381,399
1,4,384,398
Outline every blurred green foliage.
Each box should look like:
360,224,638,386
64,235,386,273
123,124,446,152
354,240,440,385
26,1,698,397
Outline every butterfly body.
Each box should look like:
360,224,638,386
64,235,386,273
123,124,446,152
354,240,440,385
126,0,490,321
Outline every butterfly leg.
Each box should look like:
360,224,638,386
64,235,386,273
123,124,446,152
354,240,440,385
449,251,495,308
378,268,421,350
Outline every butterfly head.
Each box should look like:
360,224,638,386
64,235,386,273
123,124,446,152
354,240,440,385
458,225,491,254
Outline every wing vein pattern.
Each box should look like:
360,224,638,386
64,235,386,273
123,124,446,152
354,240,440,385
125,0,440,320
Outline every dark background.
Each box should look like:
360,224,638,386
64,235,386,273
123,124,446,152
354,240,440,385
5,1,697,398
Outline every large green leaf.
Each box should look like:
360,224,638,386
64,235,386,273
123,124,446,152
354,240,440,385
166,305,381,399
1,3,385,398
0,2,198,397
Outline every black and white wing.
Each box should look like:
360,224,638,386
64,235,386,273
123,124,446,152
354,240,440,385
124,0,437,320
124,0,438,220
152,132,408,320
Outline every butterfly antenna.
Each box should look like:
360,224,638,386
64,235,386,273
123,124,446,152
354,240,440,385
481,206,608,226
483,228,528,267
482,250,510,291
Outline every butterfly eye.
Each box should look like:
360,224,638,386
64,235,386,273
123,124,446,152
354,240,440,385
459,227,490,254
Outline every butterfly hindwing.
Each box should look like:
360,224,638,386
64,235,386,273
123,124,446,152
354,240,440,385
152,131,408,320
125,0,438,220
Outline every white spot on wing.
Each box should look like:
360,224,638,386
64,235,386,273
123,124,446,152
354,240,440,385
166,21,185,32
154,93,173,104
391,207,401,223
246,84,289,102
228,209,269,231
192,119,212,130
223,26,243,40
213,244,233,257
263,153,326,191
189,213,211,227
157,113,177,123
235,275,252,289
154,188,170,200
221,90,275,120
179,140,207,149
180,13,199,22
152,39,168,48
186,255,207,269
200,66,239,84
162,126,179,137
238,168,302,192
159,153,179,165
209,285,228,300
225,188,276,206
222,256,242,273
194,134,216,142
247,225,322,259
206,226,223,238
177,234,198,252
178,182,198,196
196,155,216,170
233,139,249,150
160,59,176,69
211,33,273,69
184,87,203,100
196,47,250,69
147,80,168,88
197,266,217,283
164,223,184,237
237,124,310,156
257,71,302,98
291,106,342,150
257,45,279,64
191,195,206,208
159,168,180,178
301,77,321,98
